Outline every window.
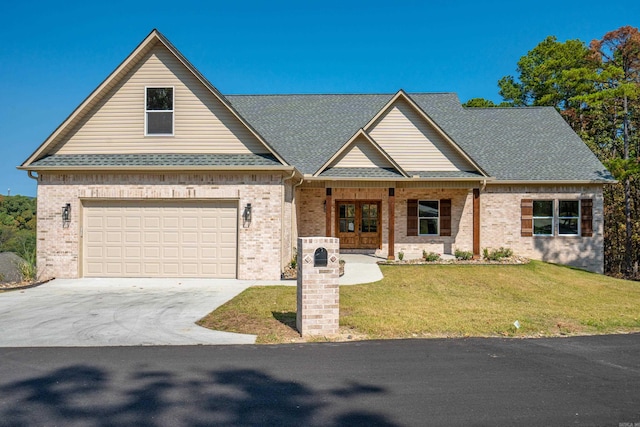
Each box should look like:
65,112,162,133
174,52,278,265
558,200,580,235
418,200,439,235
522,198,593,237
361,203,378,233
145,87,174,135
533,200,553,236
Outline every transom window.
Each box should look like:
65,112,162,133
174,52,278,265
558,200,580,235
418,200,439,235
145,87,174,135
533,200,554,236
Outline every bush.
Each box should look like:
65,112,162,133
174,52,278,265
483,247,513,261
398,251,404,261
454,249,473,260
289,250,297,269
423,250,441,262
12,245,36,282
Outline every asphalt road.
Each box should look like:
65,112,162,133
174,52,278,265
1,335,639,426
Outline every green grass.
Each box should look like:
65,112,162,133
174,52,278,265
197,261,640,343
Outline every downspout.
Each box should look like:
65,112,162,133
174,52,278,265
27,170,39,180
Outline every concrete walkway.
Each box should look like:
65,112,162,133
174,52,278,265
338,253,384,285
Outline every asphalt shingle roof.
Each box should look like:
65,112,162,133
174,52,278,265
30,153,282,167
227,94,393,175
227,93,613,182
318,167,405,178
32,94,612,183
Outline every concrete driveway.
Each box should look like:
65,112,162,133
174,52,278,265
0,278,261,347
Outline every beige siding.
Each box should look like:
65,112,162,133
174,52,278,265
368,98,474,172
328,135,394,169
52,42,267,155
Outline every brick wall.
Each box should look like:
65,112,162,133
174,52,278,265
481,184,604,273
296,184,605,272
36,172,289,280
296,186,473,260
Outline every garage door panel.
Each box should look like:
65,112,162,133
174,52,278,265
84,201,237,278
163,216,179,228
106,217,122,228
144,232,160,244
106,247,122,258
125,217,141,228
144,247,160,258
144,217,161,228
144,263,161,275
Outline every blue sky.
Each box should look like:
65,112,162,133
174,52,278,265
2,0,638,197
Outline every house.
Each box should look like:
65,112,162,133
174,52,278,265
19,30,614,280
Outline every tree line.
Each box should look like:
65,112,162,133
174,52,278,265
0,195,37,263
465,26,640,280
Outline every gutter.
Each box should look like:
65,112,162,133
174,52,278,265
17,165,299,173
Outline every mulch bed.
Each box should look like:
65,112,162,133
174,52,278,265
0,278,52,292
377,256,530,266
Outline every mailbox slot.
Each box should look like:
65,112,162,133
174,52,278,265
314,247,328,267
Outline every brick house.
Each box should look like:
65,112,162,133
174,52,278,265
19,30,613,280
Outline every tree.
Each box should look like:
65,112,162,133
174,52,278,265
462,98,510,108
581,26,640,276
498,36,597,129
497,27,640,278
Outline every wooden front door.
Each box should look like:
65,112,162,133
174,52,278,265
336,201,381,249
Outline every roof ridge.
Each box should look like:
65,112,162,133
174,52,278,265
226,92,458,97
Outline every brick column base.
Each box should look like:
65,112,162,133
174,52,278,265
296,237,340,337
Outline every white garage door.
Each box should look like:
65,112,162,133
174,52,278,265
83,200,237,278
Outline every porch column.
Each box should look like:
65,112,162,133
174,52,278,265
473,188,480,258
388,188,395,260
325,188,332,237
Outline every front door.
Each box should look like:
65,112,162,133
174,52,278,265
336,201,381,249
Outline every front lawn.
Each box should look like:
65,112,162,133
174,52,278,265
197,261,640,343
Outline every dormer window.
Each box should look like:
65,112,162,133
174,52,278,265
145,87,174,135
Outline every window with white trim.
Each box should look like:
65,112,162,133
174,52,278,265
145,87,174,135
533,200,553,236
418,200,439,235
558,200,580,235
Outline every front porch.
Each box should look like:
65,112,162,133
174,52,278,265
296,183,481,260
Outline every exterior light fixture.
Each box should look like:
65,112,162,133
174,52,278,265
62,203,71,226
243,203,252,224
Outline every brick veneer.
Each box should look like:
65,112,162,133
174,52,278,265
36,172,291,280
296,184,605,273
481,184,604,273
296,237,340,337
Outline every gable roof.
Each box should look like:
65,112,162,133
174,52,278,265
20,29,287,169
228,93,614,182
19,30,613,184
315,129,409,178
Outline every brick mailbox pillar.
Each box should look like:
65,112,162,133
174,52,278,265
296,237,340,337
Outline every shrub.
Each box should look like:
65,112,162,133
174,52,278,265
454,249,473,260
423,251,441,262
15,246,36,282
398,251,404,261
483,247,514,261
289,250,297,269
